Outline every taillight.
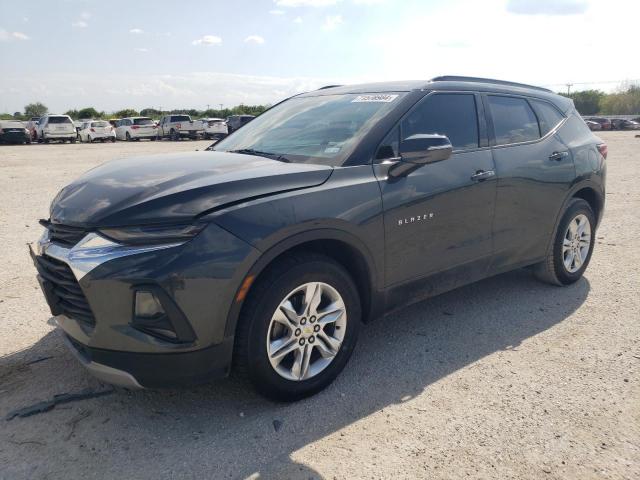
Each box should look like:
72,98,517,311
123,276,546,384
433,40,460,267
131,125,140,130
152,125,158,129
90,128,95,132
597,143,608,160
176,123,181,130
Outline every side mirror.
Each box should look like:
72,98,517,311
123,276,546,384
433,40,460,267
388,134,453,178
400,134,453,164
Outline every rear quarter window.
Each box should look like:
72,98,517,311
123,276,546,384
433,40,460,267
488,96,540,145
530,99,565,135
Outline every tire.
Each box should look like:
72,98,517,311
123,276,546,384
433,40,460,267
70,137,76,144
111,137,116,143
126,132,132,142
150,136,156,141
170,129,179,141
234,253,361,401
533,198,596,286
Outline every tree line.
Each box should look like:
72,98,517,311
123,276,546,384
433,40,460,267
558,84,640,116
3,84,639,121
1,102,270,121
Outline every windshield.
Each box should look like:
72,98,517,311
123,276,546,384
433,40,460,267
214,93,405,166
134,117,154,125
91,121,109,127
172,115,190,122
48,116,72,124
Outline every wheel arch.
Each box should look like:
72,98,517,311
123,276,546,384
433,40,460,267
223,229,383,339
544,182,604,257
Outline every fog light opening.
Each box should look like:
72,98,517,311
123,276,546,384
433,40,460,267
135,291,165,318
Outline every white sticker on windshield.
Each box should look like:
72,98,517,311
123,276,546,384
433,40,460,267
352,94,398,103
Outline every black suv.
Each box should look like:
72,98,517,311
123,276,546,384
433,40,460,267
31,77,606,400
225,114,255,133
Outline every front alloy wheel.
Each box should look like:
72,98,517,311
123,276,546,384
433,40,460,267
235,253,361,401
267,282,347,381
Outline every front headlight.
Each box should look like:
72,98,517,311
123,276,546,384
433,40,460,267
98,223,206,245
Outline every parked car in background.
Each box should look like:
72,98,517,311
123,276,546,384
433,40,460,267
108,119,120,128
78,120,116,143
226,114,255,133
32,77,606,400
611,119,640,130
115,117,158,141
158,114,204,140
36,115,77,143
585,120,602,131
26,117,40,141
202,118,228,140
0,120,31,144
584,117,612,130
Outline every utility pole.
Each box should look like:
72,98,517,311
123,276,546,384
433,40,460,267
206,104,210,111
566,83,573,95
219,103,223,110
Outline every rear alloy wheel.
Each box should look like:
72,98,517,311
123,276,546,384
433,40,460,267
235,254,361,401
533,198,595,285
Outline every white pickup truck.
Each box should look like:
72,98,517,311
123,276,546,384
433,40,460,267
157,114,205,141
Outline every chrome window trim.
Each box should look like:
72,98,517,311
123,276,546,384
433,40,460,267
36,229,184,281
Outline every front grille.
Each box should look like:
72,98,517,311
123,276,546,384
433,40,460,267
40,220,88,247
33,254,96,327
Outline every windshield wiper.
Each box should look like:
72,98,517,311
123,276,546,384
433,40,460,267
229,148,291,163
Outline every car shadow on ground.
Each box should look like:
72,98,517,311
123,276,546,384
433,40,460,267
1,268,590,479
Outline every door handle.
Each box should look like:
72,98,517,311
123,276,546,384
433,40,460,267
470,170,495,182
549,151,569,161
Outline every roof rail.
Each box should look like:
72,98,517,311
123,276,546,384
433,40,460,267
318,85,343,90
429,76,552,93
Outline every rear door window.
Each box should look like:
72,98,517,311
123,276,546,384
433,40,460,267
401,93,479,150
488,96,540,145
530,99,565,135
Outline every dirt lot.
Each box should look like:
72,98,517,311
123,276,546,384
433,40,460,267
0,134,638,480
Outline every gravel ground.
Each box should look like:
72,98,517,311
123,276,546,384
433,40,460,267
0,133,638,480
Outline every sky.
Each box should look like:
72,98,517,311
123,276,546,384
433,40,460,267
0,0,638,113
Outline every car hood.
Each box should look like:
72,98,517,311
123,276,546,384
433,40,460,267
49,151,333,227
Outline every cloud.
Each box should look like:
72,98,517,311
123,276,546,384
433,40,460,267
506,0,590,15
269,9,286,15
72,20,88,28
293,16,303,23
129,28,144,34
323,14,343,30
0,29,30,41
244,35,265,44
80,12,92,20
134,48,150,53
192,35,222,46
275,0,340,6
